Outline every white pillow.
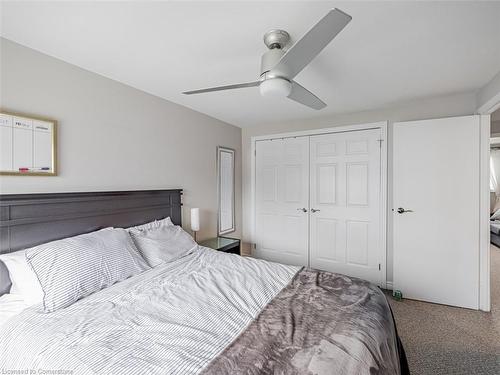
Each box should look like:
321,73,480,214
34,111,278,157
130,225,197,267
0,250,44,305
127,217,174,233
26,228,150,313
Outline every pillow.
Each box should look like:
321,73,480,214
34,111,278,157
130,225,197,267
491,208,500,221
127,217,174,233
26,228,150,313
0,250,44,305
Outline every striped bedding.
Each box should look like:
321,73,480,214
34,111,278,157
0,246,299,374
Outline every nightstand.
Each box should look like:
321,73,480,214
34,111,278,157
199,237,241,255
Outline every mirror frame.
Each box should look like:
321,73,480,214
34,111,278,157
217,146,236,236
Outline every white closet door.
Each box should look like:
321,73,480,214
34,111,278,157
309,129,383,284
254,137,309,266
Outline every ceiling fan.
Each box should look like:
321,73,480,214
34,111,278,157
183,8,352,110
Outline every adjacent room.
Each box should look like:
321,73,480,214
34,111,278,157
1,1,499,375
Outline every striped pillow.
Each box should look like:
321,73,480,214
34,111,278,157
130,225,197,267
26,228,150,313
127,217,174,233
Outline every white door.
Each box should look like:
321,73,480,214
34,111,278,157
393,116,480,309
309,129,383,284
254,137,309,266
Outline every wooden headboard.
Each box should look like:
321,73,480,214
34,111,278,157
0,189,182,294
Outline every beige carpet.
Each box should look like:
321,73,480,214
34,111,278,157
387,246,500,374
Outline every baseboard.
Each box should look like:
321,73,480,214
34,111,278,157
386,281,393,290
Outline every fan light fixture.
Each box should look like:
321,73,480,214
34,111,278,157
259,77,292,98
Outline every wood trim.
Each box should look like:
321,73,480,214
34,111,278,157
251,122,387,142
379,122,389,289
479,115,491,311
476,80,499,311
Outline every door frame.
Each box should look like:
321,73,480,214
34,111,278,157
477,96,499,312
250,121,388,288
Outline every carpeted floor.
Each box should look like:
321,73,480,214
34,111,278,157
387,245,500,374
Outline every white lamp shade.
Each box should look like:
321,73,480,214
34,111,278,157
190,208,200,232
259,78,292,98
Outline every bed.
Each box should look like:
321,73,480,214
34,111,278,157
0,189,409,375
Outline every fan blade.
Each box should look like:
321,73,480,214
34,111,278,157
287,81,326,110
271,8,351,79
183,81,260,95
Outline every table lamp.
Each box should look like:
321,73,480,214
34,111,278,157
191,208,200,241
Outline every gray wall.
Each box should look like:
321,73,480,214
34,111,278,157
0,38,242,241
491,121,500,134
242,91,479,282
490,107,500,134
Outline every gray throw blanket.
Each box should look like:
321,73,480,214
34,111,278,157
202,268,401,375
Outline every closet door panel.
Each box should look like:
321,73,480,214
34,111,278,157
254,137,309,266
309,129,382,285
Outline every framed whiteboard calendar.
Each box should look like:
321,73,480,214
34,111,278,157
0,111,57,176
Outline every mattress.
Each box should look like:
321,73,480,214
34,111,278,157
0,246,404,374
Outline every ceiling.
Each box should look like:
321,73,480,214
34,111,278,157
1,1,500,128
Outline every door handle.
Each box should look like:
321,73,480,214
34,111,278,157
311,208,320,213
396,207,414,214
297,208,308,212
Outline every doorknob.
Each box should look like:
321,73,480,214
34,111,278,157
297,208,308,212
396,207,414,214
311,208,321,213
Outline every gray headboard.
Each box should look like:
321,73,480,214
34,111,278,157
0,189,182,295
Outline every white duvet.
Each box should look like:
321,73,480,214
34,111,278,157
0,294,29,328
0,247,299,375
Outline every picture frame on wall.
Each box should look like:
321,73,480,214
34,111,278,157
0,110,57,176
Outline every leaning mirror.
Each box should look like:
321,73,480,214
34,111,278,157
217,146,235,235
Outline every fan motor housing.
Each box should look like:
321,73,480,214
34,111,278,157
261,29,290,77
260,48,285,76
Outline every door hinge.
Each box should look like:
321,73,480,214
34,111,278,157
378,263,381,271
377,139,383,148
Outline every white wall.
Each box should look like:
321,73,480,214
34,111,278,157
0,38,242,241
242,91,478,282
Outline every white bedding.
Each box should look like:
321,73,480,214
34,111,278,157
0,246,299,375
0,294,29,328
